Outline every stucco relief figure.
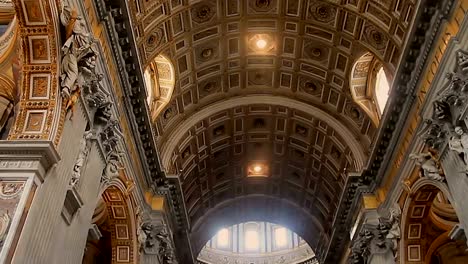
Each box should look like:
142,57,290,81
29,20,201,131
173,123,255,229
350,229,373,264
409,152,444,181
101,152,121,184
100,119,123,156
448,126,468,171
386,204,401,252
85,74,108,108
70,130,94,187
140,223,176,262
60,2,97,98
0,182,23,199
0,211,10,250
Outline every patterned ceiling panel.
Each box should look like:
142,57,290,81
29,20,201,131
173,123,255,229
126,0,417,149
168,104,358,232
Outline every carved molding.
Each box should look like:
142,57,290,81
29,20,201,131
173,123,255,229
0,140,60,182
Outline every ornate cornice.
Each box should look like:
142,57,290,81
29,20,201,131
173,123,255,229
94,0,164,185
0,140,60,181
323,0,457,263
93,0,191,262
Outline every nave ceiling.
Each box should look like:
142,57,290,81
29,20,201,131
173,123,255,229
125,0,418,256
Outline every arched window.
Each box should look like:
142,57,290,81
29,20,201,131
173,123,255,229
244,222,260,251
274,226,288,248
374,67,390,115
216,228,230,248
350,53,393,125
198,222,315,263
143,55,175,120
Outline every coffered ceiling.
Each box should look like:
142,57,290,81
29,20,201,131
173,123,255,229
126,0,418,253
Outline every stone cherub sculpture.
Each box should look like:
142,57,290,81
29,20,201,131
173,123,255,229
409,152,444,181
448,126,468,171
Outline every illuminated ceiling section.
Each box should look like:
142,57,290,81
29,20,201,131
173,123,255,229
198,221,316,264
126,0,419,255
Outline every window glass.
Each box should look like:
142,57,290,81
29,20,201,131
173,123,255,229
375,67,390,114
275,227,287,247
217,228,229,248
245,230,259,250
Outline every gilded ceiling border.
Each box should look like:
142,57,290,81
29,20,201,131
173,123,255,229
9,0,64,145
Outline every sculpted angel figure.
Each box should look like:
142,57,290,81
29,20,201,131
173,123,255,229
409,152,444,181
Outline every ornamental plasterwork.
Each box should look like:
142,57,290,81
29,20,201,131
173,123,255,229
9,0,61,143
348,204,401,264
58,1,124,188
0,181,24,199
0,180,25,251
419,49,468,161
139,222,178,263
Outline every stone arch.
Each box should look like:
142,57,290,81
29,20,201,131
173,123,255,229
399,181,468,263
144,54,175,121
158,95,368,172
85,182,138,264
9,0,63,144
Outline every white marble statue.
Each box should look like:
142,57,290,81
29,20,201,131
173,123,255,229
448,126,468,170
409,152,444,181
60,2,97,98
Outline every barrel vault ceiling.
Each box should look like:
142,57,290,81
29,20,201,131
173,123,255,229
126,0,417,252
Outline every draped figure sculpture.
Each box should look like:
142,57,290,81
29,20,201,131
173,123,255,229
60,2,97,98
